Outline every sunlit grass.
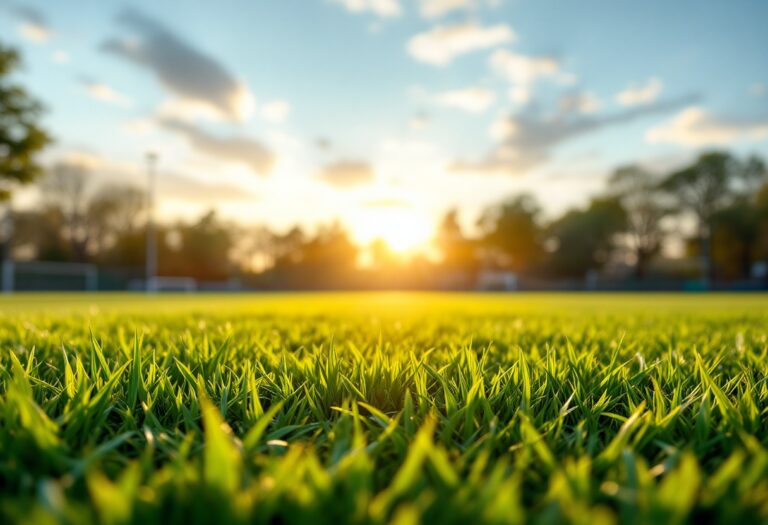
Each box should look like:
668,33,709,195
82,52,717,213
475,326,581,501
1,293,767,524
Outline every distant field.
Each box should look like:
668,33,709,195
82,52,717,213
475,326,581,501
1,293,767,524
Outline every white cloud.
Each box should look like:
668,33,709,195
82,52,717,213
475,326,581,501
646,106,768,146
51,50,70,64
121,118,157,137
10,6,52,43
418,0,502,19
435,87,496,113
420,0,473,18
408,22,514,66
616,77,662,106
331,0,402,17
489,49,563,103
83,82,133,108
260,100,291,123
19,22,50,43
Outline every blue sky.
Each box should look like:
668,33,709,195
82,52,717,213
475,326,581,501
2,0,767,249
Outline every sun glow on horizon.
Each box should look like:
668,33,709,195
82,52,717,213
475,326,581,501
351,206,434,254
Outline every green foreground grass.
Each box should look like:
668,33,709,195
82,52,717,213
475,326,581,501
1,293,767,524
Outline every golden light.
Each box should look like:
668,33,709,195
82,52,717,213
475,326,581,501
351,206,433,254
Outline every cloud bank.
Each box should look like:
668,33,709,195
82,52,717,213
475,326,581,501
159,118,275,175
102,8,253,121
454,94,700,174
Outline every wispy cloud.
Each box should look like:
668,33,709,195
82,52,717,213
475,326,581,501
489,49,570,103
81,79,132,107
331,0,401,18
454,95,699,175
646,106,768,146
558,91,601,115
159,118,275,175
51,150,257,203
8,4,51,43
159,171,259,203
616,77,662,107
102,8,254,121
419,0,473,18
260,100,291,124
435,87,496,113
51,50,70,64
318,160,375,187
408,22,514,66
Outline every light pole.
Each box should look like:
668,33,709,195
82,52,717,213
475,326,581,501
145,151,158,293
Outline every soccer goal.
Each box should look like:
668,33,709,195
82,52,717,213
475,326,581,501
2,260,99,292
128,276,197,292
149,276,197,292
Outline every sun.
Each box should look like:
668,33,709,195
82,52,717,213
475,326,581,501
351,207,434,254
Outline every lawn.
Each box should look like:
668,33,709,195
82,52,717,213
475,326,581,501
1,293,767,524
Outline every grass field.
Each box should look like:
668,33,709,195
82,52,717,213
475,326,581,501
1,293,767,524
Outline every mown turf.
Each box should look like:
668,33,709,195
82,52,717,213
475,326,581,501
1,293,767,524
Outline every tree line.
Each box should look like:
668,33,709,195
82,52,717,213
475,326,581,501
2,42,768,289
4,149,764,289
448,151,768,286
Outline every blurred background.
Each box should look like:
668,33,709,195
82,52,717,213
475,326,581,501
0,0,767,291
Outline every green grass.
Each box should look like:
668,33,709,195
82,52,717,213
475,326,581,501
1,293,767,524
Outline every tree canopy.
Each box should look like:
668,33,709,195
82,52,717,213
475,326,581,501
0,43,51,198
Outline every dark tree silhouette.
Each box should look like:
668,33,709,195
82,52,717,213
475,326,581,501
661,152,766,283
477,194,543,273
608,165,669,279
548,197,627,278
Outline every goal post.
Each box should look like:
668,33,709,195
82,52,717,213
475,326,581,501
2,260,98,293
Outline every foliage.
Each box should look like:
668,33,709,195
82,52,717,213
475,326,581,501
608,165,670,279
661,152,768,281
547,197,627,277
0,293,767,524
477,195,543,273
0,43,51,198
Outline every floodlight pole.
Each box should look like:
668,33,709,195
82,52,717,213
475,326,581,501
145,152,158,293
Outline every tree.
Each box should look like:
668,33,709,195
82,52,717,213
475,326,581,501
710,198,760,280
0,43,51,269
548,197,627,278
660,151,763,282
39,162,90,261
87,184,146,256
0,44,51,196
163,211,233,281
35,164,146,263
436,209,478,277
300,222,358,276
608,165,669,279
477,194,543,273
269,226,306,269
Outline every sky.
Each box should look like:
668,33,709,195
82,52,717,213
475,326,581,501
2,0,768,251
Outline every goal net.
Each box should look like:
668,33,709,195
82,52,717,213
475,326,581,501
2,260,98,292
127,276,197,292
